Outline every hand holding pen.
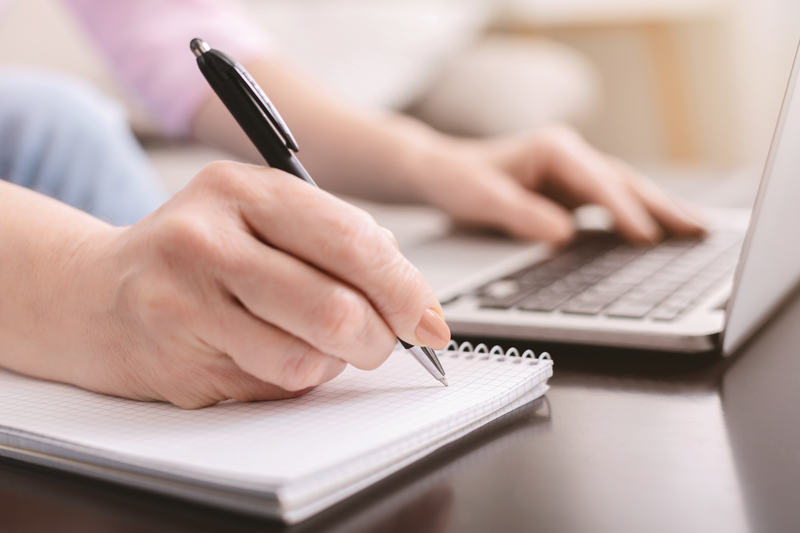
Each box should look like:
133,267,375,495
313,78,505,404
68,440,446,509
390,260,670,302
191,39,449,386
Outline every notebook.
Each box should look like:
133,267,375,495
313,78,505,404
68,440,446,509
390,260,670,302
0,341,552,523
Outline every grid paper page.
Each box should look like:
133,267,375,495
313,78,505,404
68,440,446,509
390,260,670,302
0,347,552,505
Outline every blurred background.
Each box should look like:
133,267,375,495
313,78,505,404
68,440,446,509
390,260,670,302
0,0,798,204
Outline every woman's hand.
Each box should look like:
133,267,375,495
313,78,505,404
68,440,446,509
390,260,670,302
404,125,706,245
194,60,705,245
0,162,450,409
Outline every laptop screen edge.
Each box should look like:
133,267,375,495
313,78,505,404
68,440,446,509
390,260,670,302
720,39,800,356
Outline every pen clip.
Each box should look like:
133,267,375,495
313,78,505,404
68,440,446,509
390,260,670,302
233,63,300,153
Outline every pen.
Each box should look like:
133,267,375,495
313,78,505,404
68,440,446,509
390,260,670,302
190,38,448,387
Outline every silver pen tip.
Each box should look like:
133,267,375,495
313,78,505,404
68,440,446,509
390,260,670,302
190,38,210,57
439,377,449,387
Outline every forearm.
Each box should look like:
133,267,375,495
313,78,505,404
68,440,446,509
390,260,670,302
0,181,118,383
191,58,449,203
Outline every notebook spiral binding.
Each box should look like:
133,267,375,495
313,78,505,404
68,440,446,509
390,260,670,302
437,341,551,365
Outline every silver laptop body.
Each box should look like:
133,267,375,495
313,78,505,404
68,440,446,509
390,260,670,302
405,42,800,355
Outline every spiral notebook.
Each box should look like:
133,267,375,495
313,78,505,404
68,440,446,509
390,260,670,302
0,341,552,523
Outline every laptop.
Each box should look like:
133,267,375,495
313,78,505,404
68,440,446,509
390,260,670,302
403,42,800,355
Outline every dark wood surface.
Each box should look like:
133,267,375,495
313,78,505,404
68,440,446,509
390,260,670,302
4,290,800,533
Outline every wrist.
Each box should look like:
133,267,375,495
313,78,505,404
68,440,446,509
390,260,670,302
369,113,462,203
42,227,126,384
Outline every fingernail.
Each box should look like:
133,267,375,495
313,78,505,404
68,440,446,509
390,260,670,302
415,308,451,349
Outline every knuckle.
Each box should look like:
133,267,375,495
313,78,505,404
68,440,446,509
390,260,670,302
327,211,376,264
331,210,410,283
195,160,259,200
532,125,582,158
194,160,234,192
370,245,428,318
153,213,239,270
357,341,394,371
197,160,236,187
313,286,370,354
171,394,218,410
383,261,424,316
380,226,399,249
214,374,275,403
279,347,331,391
157,368,223,409
153,213,207,256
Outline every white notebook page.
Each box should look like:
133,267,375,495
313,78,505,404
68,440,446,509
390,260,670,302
0,345,552,514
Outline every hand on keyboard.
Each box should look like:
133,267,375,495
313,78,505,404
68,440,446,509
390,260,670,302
412,126,706,244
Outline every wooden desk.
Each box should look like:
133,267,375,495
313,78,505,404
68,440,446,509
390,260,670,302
3,266,798,532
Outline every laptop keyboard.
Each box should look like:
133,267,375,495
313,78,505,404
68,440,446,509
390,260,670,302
474,231,743,322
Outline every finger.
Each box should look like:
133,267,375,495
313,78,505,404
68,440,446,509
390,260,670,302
456,168,575,243
608,158,706,236
528,129,664,243
229,165,449,349
223,232,398,369
380,226,400,250
201,299,349,393
208,357,318,404
164,354,309,409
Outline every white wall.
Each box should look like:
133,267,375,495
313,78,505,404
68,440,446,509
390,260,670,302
729,0,800,167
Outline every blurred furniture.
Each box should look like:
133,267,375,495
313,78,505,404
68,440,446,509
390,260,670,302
240,0,601,138
0,0,602,193
239,0,490,112
500,0,724,25
406,33,600,137
496,0,727,161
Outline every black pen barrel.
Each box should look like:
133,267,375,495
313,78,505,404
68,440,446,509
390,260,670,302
195,51,317,187
281,152,317,188
213,77,317,187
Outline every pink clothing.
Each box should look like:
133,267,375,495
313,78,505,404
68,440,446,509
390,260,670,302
5,0,270,137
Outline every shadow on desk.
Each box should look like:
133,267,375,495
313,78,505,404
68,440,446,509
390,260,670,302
0,397,551,533
720,280,800,533
451,335,728,394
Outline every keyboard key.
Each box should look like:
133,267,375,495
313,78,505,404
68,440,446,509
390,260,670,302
650,306,684,321
517,270,557,286
483,280,522,299
563,271,602,287
545,280,585,295
518,292,573,312
621,288,672,305
480,288,537,309
662,293,696,309
572,289,623,304
561,300,609,315
604,302,656,318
